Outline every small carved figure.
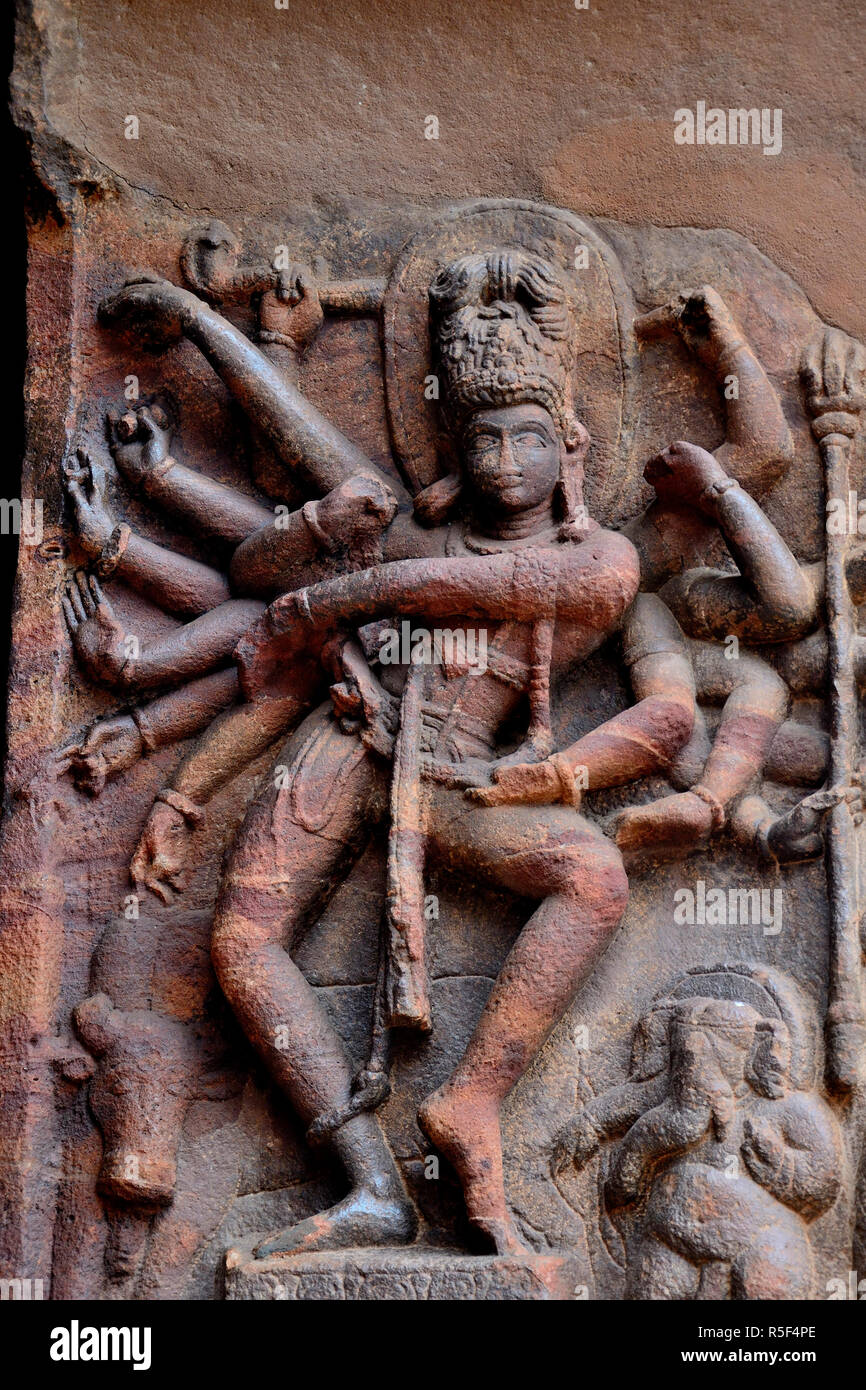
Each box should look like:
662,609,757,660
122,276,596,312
553,967,844,1299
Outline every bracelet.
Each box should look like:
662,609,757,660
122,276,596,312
96,524,132,578
140,455,179,490
155,788,205,826
295,587,314,624
691,783,726,831
131,706,158,753
259,328,300,353
301,499,339,554
550,753,581,808
755,816,780,864
699,476,740,508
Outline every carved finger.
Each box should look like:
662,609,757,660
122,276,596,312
75,570,95,617
87,573,106,608
66,581,87,624
63,470,86,506
64,450,87,482
129,847,149,885
61,593,81,634
88,573,114,617
135,405,158,439
86,458,107,499
146,874,173,905
54,743,82,772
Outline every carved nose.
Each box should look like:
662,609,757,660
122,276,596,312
498,436,518,469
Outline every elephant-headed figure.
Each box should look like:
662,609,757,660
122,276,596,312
554,965,843,1300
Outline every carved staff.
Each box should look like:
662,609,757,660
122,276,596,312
384,659,433,1032
802,328,866,1093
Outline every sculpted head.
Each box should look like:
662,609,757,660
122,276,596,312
671,998,761,1088
429,249,589,528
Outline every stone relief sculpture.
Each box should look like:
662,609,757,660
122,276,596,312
553,964,844,1300
4,197,864,1299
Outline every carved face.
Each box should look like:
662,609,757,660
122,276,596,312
672,999,759,1088
460,404,562,516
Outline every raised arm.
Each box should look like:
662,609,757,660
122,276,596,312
99,277,404,503
645,442,818,642
635,285,794,493
107,405,275,548
64,449,232,616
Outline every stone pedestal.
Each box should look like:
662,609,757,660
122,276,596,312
225,1244,585,1300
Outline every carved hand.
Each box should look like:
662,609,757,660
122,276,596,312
259,263,323,349
61,572,129,687
130,801,193,904
644,440,730,515
551,1110,601,1177
741,1115,785,1187
466,756,566,807
99,274,205,348
765,779,863,863
636,284,743,371
56,715,144,796
106,403,172,485
63,448,116,558
604,1142,648,1209
314,473,398,547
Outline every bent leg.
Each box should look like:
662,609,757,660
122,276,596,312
617,641,789,858
213,704,415,1255
420,795,629,1251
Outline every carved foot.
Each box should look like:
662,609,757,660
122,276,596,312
252,1186,417,1260
418,1086,526,1257
614,790,715,860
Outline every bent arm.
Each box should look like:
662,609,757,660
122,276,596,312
101,278,404,501
584,1077,668,1141
662,483,819,642
714,341,793,492
117,600,265,694
229,474,398,598
290,530,639,634
131,668,240,750
557,595,695,788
